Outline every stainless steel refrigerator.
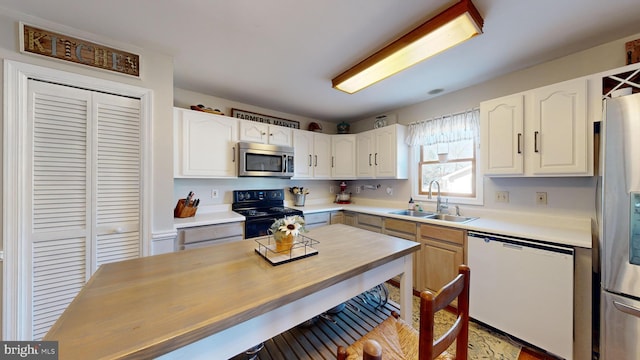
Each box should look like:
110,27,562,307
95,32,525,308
600,91,640,360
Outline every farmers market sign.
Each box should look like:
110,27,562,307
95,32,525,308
231,108,300,129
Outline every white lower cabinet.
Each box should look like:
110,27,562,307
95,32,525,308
303,212,332,230
177,222,244,250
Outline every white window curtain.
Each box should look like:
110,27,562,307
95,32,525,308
405,108,480,147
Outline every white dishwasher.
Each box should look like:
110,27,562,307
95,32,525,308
467,231,574,360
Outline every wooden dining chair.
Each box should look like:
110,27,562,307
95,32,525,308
337,264,470,360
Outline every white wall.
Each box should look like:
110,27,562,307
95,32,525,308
0,11,176,245
388,32,638,125
174,88,337,134
174,178,340,210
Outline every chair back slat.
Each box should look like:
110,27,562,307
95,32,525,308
339,264,470,360
419,264,470,360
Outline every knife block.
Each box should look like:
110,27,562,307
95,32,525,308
174,199,197,218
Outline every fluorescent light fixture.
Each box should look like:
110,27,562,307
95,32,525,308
332,0,484,94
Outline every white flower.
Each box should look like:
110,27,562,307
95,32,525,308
279,219,300,236
271,215,306,237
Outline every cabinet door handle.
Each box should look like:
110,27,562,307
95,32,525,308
282,154,288,173
232,146,236,162
534,131,540,153
332,156,334,168
375,153,378,165
369,154,372,166
309,154,312,167
517,133,522,154
314,155,318,167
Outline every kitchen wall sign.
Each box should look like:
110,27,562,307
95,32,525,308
20,23,140,77
231,108,300,129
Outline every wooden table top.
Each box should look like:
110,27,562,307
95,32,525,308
44,224,420,359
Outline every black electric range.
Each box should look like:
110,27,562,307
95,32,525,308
232,189,304,239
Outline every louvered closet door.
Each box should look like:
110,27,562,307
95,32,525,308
29,81,92,340
27,80,142,340
93,93,142,272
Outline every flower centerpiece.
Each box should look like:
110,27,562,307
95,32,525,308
269,215,307,252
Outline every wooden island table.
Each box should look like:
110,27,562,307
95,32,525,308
44,224,420,359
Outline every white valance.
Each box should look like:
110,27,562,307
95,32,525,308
405,108,479,147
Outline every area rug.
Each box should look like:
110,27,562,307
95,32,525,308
387,285,521,360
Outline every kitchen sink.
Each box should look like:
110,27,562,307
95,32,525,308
387,209,436,217
427,214,477,223
387,210,477,223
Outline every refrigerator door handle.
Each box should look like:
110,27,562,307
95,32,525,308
614,300,640,318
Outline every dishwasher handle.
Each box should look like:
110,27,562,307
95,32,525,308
468,231,573,255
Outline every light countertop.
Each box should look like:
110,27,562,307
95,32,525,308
174,203,592,249
173,205,245,229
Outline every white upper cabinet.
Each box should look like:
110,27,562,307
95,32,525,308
480,94,525,175
356,124,408,179
293,130,331,179
331,135,357,179
530,78,588,175
481,77,590,176
312,132,332,179
174,108,238,178
293,129,313,178
356,130,375,178
239,120,292,146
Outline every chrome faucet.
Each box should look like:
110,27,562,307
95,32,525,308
428,180,448,213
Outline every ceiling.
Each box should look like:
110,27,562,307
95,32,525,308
2,0,640,123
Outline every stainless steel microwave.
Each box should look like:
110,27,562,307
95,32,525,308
238,142,294,178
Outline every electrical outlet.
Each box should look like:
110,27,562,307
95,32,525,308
211,189,219,199
495,191,509,203
329,186,335,194
536,192,547,205
355,185,361,194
